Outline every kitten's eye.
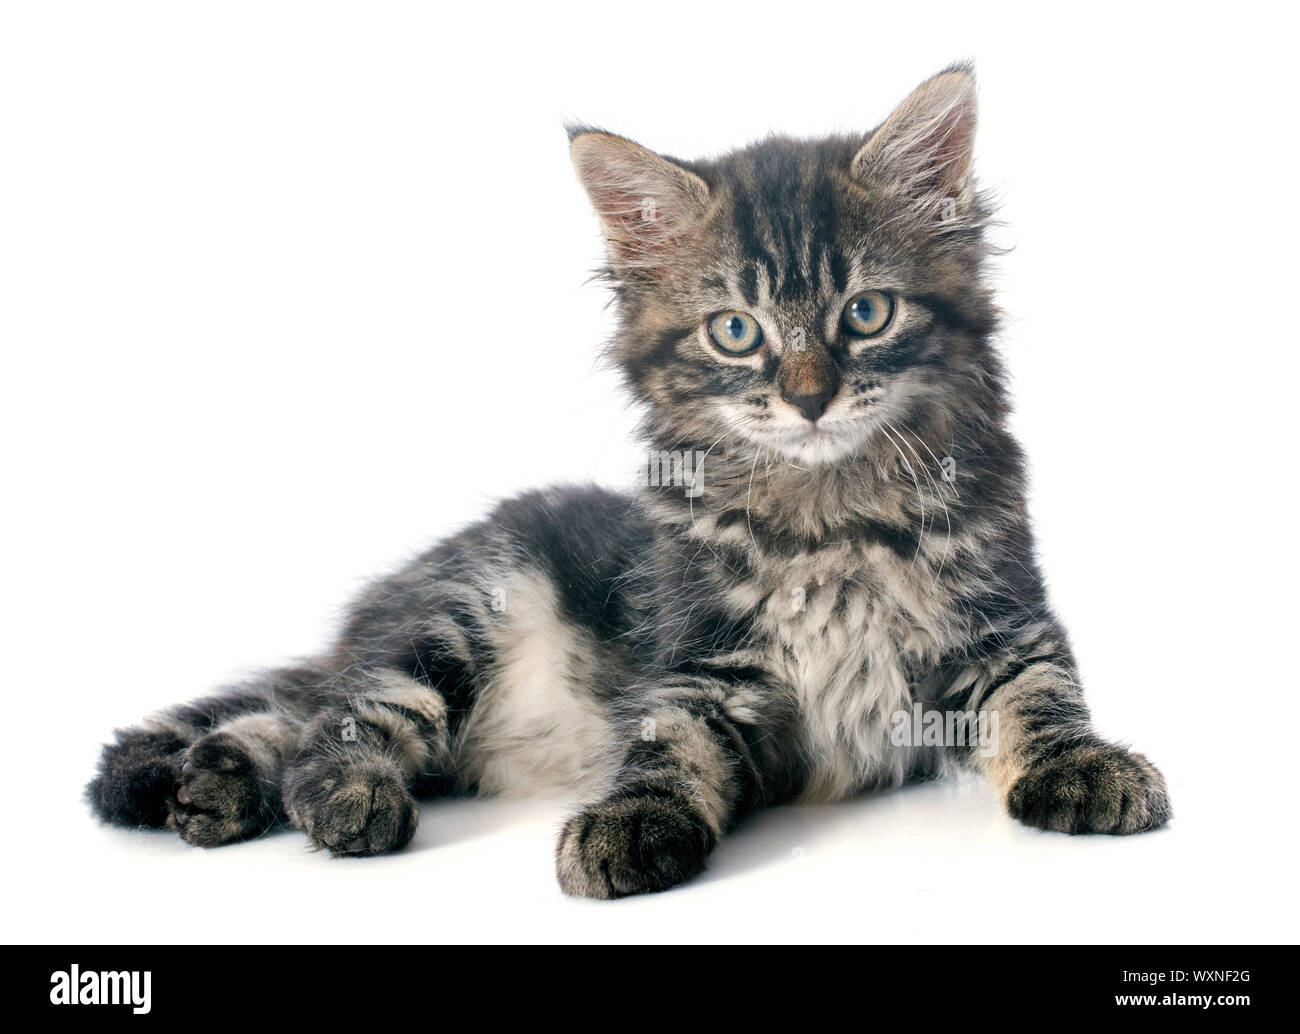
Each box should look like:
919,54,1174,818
841,290,895,338
707,311,764,356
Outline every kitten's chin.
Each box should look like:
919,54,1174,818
756,424,867,466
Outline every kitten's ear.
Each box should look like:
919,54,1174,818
569,129,710,273
851,64,978,214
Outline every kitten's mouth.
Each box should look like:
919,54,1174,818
753,419,866,465
718,399,879,466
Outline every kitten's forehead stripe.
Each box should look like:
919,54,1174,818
830,250,850,294
713,141,848,305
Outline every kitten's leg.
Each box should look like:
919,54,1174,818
87,726,189,829
283,668,451,856
962,629,1171,835
556,676,797,899
93,549,487,853
167,710,303,845
87,663,330,844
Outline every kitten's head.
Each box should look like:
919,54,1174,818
571,64,1000,467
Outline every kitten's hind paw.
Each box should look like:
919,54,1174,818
87,727,188,828
1007,741,1171,835
556,794,716,899
167,732,280,846
284,757,417,856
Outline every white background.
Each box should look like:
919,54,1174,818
3,1,1297,944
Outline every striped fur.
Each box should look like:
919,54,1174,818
88,65,1169,896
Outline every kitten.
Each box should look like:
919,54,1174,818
88,64,1170,897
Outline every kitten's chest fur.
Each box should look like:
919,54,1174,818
735,541,954,801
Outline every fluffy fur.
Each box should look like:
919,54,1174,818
88,64,1170,897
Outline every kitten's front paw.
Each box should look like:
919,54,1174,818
168,732,277,846
555,794,716,899
1007,742,1170,835
285,757,417,856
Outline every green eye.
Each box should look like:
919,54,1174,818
841,290,895,338
707,311,764,355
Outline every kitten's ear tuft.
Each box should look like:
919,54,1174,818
563,119,600,143
851,65,978,215
569,130,710,273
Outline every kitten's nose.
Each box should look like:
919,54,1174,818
784,388,834,423
778,346,839,423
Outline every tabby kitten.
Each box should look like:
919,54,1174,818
88,64,1170,897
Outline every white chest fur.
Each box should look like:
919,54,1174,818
747,543,953,801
